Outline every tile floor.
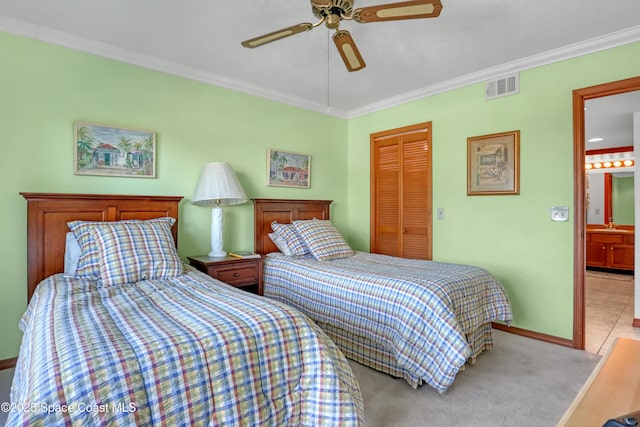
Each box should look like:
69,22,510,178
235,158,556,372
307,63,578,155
585,269,640,355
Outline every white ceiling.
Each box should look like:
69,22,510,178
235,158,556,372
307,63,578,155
1,1,639,118
585,91,640,151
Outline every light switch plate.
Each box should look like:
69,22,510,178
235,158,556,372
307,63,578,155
437,207,445,220
550,206,569,222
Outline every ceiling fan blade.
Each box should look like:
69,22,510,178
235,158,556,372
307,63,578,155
353,0,442,23
333,30,366,72
241,23,314,48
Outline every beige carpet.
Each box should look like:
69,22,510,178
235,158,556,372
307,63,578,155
349,329,600,427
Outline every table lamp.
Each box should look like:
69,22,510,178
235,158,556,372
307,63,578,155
192,162,248,257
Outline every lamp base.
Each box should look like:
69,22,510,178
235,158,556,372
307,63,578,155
209,206,226,258
207,249,227,258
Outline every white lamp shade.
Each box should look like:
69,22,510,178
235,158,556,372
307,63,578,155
192,162,248,206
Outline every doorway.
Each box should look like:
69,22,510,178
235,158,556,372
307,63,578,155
573,76,640,349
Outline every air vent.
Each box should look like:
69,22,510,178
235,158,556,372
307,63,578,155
486,73,519,100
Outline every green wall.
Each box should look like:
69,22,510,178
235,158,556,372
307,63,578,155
2,29,640,361
0,32,348,360
347,42,640,339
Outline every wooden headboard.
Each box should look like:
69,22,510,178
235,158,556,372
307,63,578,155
20,193,183,302
253,198,332,255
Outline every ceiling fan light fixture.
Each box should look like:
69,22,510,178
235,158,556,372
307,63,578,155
312,0,354,19
326,14,341,29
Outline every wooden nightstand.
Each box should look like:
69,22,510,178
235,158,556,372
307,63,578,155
187,255,263,295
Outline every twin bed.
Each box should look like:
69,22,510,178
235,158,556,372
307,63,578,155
9,193,512,425
253,198,513,392
9,193,363,426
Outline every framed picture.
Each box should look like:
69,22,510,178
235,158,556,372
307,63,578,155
467,130,520,195
74,121,156,178
267,149,310,188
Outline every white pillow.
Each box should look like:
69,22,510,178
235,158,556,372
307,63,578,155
63,232,81,277
268,232,293,256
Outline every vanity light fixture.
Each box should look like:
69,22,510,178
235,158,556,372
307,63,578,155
585,159,634,170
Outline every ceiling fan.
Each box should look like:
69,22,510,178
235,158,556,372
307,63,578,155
241,0,443,72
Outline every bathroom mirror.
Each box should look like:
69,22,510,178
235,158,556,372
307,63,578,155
586,172,634,225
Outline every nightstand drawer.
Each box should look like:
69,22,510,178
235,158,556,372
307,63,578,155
211,264,258,285
187,255,263,295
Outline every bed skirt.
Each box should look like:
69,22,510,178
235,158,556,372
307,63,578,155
317,319,495,389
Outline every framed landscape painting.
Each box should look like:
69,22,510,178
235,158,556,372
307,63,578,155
74,121,156,178
267,149,310,188
467,130,520,195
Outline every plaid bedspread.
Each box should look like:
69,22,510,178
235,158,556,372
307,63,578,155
263,252,512,393
8,266,364,426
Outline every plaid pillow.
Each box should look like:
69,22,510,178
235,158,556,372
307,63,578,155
271,221,309,257
90,218,182,286
68,217,176,279
292,220,353,261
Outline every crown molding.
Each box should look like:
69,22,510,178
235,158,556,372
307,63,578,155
0,15,348,118
1,15,638,120
346,25,640,119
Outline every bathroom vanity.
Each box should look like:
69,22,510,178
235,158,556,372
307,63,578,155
586,226,635,271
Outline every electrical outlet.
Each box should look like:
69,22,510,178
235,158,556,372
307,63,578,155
437,207,445,220
550,206,569,222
